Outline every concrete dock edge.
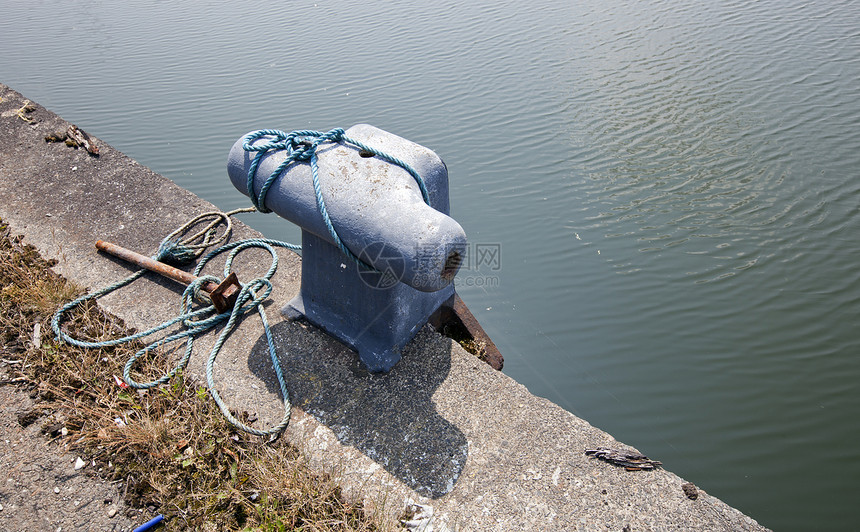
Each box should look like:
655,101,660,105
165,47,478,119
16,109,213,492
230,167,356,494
0,83,769,531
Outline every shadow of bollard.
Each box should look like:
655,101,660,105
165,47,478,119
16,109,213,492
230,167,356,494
247,320,467,499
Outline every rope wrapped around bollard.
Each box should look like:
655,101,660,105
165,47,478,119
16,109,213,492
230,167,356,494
242,128,430,272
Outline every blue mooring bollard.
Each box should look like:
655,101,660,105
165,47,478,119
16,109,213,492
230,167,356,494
227,124,467,372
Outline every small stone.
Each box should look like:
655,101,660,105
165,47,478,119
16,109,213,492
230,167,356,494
107,506,117,518
74,457,86,470
682,482,699,500
54,487,60,494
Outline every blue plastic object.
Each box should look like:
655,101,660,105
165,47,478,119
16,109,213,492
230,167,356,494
133,514,164,532
228,124,466,371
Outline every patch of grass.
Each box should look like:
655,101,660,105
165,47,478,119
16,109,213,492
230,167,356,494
0,218,388,531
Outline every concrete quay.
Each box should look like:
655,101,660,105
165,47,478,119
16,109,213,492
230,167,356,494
0,83,768,531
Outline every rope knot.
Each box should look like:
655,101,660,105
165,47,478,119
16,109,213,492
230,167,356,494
156,238,199,265
282,128,346,162
242,128,347,213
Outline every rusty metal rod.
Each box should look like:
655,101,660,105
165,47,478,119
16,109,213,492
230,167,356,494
95,240,241,312
96,240,219,293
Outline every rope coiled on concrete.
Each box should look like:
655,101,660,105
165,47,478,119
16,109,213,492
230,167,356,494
52,209,299,438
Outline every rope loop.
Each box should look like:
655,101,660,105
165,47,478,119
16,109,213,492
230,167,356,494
184,274,222,310
155,207,256,265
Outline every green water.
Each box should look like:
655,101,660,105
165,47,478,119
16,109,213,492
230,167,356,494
2,0,859,528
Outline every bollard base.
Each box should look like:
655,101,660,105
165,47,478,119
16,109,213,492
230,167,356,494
282,231,454,372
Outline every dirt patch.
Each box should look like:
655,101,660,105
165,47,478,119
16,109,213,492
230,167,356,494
0,382,139,531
